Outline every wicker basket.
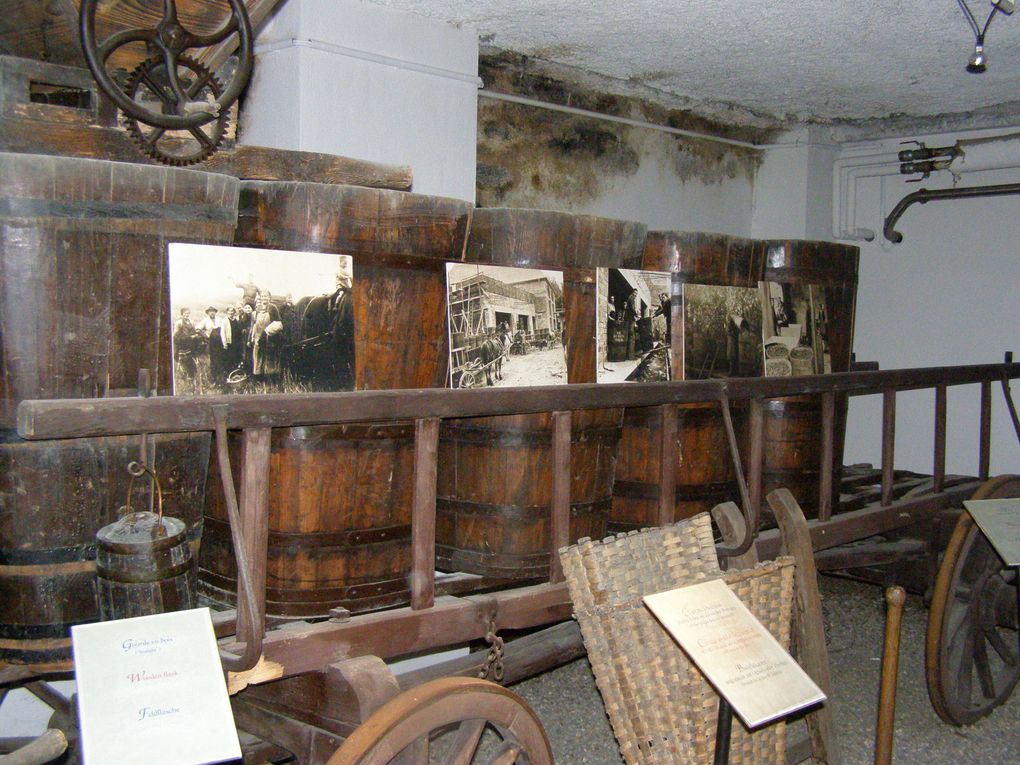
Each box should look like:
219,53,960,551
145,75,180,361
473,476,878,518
560,515,796,764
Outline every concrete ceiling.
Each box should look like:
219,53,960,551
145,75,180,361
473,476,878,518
372,0,1020,137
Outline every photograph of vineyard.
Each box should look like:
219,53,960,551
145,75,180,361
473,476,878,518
681,283,764,380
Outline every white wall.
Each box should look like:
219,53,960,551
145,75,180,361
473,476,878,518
756,127,1020,475
241,0,480,202
571,128,756,236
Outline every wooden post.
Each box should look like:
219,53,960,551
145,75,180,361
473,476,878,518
657,405,678,528
819,391,835,522
768,488,839,765
933,385,947,493
549,411,572,584
411,418,440,610
881,390,896,506
747,398,764,532
875,586,906,765
979,381,992,480
237,427,271,647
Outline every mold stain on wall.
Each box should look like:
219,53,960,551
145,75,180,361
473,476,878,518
476,51,764,211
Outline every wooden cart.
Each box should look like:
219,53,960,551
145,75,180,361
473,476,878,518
4,361,1020,763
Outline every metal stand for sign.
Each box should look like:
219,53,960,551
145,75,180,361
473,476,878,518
714,697,734,765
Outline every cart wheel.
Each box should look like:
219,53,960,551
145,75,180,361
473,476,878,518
459,370,477,389
326,676,553,765
926,475,1020,725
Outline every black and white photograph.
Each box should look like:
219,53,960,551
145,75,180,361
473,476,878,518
761,281,828,377
597,268,673,383
446,263,566,388
168,243,355,395
682,283,764,380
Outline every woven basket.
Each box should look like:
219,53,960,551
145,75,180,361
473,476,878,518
560,515,795,764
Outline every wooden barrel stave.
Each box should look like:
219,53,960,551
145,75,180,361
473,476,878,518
0,154,236,667
435,208,646,579
199,183,472,618
437,409,621,578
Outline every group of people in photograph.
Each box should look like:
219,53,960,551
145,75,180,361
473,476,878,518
172,281,286,388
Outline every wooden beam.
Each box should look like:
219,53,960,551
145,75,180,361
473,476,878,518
549,411,571,583
656,405,677,527
223,584,572,688
237,427,271,647
19,363,1020,439
410,418,439,610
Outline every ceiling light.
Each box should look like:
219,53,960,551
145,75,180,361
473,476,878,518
957,0,1014,72
968,42,988,72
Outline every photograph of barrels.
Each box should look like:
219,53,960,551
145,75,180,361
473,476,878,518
2,1,1020,764
598,267,673,383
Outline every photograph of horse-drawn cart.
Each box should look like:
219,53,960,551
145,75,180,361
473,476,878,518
169,244,355,395
446,264,566,388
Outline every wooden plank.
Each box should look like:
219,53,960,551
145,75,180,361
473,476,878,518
881,389,896,506
754,479,982,560
747,398,764,530
202,144,413,190
767,488,839,765
656,405,678,527
411,418,440,610
818,391,835,521
224,584,572,688
19,363,1020,440
237,427,271,647
549,411,571,583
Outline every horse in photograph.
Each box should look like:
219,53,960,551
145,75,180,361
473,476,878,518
297,287,355,390
477,335,504,385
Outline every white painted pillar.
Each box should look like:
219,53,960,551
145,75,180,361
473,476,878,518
241,0,479,202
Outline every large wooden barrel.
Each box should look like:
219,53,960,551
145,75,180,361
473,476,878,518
436,209,647,579
760,239,859,518
609,232,767,533
199,182,471,618
0,152,238,668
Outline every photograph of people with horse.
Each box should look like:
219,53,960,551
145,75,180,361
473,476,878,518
446,264,566,389
168,243,355,395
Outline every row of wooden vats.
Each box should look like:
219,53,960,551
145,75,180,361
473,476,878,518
0,151,859,670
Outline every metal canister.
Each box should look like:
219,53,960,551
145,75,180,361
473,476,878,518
96,462,196,620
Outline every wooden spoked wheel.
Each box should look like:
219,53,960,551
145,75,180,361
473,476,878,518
926,475,1020,725
327,677,553,765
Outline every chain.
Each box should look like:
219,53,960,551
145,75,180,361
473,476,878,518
477,619,505,682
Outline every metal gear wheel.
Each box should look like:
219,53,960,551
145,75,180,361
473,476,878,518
123,55,230,167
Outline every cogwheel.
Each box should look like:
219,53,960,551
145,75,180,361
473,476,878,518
123,55,230,167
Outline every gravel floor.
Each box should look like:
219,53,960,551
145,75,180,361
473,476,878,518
511,575,1020,764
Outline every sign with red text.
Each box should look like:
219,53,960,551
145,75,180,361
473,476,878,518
72,608,240,765
643,578,825,729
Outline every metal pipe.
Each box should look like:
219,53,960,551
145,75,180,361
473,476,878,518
883,182,1020,243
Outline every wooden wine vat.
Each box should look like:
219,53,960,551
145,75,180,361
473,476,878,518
436,209,647,579
760,239,859,518
0,153,237,668
609,232,767,532
200,182,472,617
